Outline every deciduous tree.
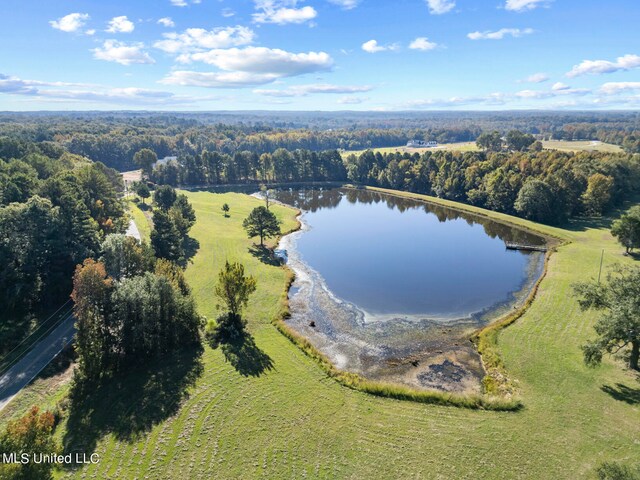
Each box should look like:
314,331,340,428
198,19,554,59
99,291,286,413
611,206,640,254
573,266,640,371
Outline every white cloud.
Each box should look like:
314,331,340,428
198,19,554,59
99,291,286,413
0,73,207,106
505,0,550,12
566,54,640,77
50,13,89,33
338,96,368,104
467,28,534,40
170,0,201,6
182,47,333,76
93,40,155,65
154,26,255,54
85,29,96,36
599,82,640,95
327,0,360,9
254,83,372,97
161,71,280,87
361,39,399,53
516,86,589,98
106,16,135,33
253,1,317,24
402,85,593,110
222,8,236,17
521,72,548,83
409,37,438,51
158,17,175,28
425,0,455,14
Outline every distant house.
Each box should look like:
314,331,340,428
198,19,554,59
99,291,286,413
155,156,177,167
406,140,437,148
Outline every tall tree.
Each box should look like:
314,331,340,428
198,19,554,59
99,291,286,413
133,181,150,204
170,194,196,238
214,261,257,319
581,173,614,216
506,130,536,151
154,185,177,211
573,266,640,371
0,406,58,480
100,234,154,281
133,148,157,178
150,209,182,262
242,206,281,247
514,179,557,224
611,206,640,254
71,259,114,380
476,131,503,152
208,261,257,345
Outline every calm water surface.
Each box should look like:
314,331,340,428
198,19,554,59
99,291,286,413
271,187,546,392
274,188,544,321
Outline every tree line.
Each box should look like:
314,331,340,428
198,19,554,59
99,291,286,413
1,111,638,173
344,148,640,224
0,148,127,354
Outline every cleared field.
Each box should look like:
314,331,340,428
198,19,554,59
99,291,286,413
342,142,479,156
3,190,639,479
343,140,624,157
541,140,623,153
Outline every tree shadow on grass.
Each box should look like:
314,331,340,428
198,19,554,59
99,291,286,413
62,346,203,468
178,236,200,268
601,383,640,405
135,202,151,212
563,215,615,233
248,244,281,266
220,332,274,377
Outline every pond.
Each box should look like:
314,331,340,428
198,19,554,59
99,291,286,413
273,187,547,393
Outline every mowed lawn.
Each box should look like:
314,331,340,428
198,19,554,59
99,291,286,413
38,191,640,479
541,140,623,153
343,140,623,157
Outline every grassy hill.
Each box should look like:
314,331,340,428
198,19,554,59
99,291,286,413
2,190,638,479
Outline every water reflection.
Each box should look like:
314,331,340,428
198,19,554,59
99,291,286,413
273,187,547,392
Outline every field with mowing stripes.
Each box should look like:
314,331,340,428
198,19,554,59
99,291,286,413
2,190,639,479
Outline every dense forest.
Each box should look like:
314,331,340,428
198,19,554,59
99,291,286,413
0,111,638,171
1,112,639,356
0,146,128,354
149,144,639,225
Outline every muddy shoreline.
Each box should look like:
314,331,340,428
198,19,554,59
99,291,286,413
278,201,545,394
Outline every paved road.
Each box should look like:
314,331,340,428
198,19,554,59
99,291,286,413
126,218,141,241
0,314,76,412
0,219,142,412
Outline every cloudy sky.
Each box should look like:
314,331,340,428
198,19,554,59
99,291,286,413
1,0,639,110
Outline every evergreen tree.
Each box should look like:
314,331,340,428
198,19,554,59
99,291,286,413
242,206,281,247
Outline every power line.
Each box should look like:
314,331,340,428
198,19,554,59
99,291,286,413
0,299,73,366
0,311,75,378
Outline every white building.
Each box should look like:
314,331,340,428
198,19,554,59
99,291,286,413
406,140,437,148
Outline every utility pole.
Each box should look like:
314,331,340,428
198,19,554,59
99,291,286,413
597,249,604,284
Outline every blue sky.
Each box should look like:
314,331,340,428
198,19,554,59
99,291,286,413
0,0,639,110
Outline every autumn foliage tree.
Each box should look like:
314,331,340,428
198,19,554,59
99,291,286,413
0,406,58,480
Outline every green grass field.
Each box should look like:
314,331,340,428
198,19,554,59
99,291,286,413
342,142,480,156
343,140,623,157
541,140,623,153
2,190,639,479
